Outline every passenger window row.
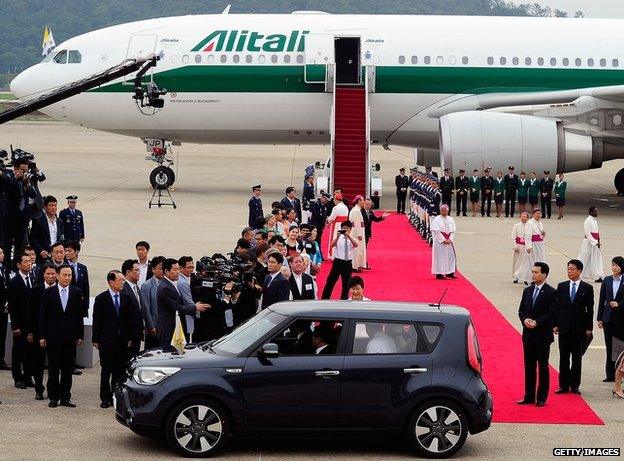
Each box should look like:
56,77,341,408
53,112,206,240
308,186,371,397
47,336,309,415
396,53,619,68
171,53,306,65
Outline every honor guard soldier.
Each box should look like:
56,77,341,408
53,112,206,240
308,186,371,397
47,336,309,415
59,195,84,243
539,171,554,219
481,168,494,217
469,169,481,217
248,185,264,228
504,166,519,218
440,168,454,213
455,169,469,217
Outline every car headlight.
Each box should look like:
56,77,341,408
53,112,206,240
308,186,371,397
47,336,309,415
132,366,181,385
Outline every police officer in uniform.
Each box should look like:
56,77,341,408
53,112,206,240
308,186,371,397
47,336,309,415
481,168,494,217
59,196,85,243
504,166,519,218
248,185,264,228
455,169,469,217
539,171,554,219
440,168,454,213
394,167,409,214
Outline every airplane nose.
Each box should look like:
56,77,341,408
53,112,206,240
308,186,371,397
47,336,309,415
9,68,33,100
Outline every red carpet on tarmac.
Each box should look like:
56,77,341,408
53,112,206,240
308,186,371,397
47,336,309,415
317,213,603,425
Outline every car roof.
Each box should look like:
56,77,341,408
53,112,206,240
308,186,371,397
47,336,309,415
270,300,470,321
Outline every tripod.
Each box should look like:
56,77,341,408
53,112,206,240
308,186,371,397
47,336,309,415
149,186,177,209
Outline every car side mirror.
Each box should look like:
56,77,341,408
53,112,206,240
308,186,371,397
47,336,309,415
259,343,279,359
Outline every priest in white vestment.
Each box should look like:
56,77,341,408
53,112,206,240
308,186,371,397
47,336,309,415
525,208,546,264
326,189,349,259
349,195,367,271
512,212,529,283
578,206,605,282
431,205,457,279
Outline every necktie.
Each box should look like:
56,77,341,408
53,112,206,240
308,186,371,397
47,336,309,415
343,236,349,259
532,287,540,307
133,285,141,306
571,282,577,303
72,263,78,281
18,183,25,211
113,293,120,316
61,287,68,311
25,276,31,289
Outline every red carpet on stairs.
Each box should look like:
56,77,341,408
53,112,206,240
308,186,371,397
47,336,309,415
317,213,603,425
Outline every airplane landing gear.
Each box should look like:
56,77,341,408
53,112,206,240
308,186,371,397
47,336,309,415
150,165,175,189
615,168,624,196
144,139,176,189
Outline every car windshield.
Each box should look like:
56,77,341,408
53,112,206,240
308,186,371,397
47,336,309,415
211,309,286,356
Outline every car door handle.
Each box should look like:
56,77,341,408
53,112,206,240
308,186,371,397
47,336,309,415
403,367,428,374
315,370,340,377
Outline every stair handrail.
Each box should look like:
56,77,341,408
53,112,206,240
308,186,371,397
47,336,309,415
365,66,372,197
329,64,337,194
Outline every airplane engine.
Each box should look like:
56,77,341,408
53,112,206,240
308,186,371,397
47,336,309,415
439,111,604,175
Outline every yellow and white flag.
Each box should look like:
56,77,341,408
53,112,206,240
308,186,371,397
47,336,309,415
171,314,187,353
42,26,56,57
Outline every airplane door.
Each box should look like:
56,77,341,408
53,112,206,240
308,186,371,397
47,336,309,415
124,34,158,83
304,33,335,87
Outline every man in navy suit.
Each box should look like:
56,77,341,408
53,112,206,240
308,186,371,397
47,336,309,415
517,262,558,407
59,195,85,243
0,248,10,370
598,257,624,382
261,252,290,310
92,270,132,408
39,264,84,407
64,241,90,318
280,186,302,223
29,195,64,263
248,185,264,228
554,259,594,395
121,259,144,357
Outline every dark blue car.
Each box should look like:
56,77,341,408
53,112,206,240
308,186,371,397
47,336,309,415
114,301,492,458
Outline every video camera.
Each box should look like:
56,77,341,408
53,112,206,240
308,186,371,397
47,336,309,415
0,146,38,173
191,252,256,303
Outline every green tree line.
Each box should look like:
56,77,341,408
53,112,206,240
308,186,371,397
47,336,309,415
0,0,578,75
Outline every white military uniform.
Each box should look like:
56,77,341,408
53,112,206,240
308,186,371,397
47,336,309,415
511,221,528,281
326,201,349,259
349,204,367,270
578,215,605,280
525,217,546,264
430,215,457,275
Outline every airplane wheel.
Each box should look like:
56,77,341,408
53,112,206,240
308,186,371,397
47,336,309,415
615,168,624,196
150,166,175,189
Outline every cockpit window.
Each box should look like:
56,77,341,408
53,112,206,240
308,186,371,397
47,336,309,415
68,50,82,64
53,50,68,64
41,52,55,63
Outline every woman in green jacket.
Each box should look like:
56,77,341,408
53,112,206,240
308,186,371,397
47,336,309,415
494,171,505,217
517,171,529,214
528,172,540,210
555,173,567,219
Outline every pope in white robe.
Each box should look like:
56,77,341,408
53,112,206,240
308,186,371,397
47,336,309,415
578,210,605,281
349,196,367,270
326,192,349,259
525,212,546,265
511,213,529,282
431,205,457,277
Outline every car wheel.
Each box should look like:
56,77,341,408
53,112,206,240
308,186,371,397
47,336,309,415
165,398,229,458
408,400,468,459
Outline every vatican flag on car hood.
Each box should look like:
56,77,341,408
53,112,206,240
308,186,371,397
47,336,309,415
42,26,56,57
171,315,187,353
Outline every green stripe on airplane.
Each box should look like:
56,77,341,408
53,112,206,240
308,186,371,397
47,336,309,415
91,65,624,94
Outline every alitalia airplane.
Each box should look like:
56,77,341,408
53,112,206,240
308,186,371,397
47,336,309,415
8,10,624,193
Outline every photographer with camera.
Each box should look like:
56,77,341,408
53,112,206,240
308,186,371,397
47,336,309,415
321,220,359,300
0,158,36,265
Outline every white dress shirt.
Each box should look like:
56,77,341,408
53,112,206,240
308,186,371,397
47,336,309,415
138,260,149,288
47,215,58,245
613,276,622,299
315,344,329,355
332,235,354,261
569,279,580,298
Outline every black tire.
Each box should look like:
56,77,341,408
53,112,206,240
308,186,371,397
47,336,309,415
407,399,468,459
165,398,230,458
150,166,175,189
614,168,624,196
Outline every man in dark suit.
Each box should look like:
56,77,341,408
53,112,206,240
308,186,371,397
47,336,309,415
480,168,494,217
39,264,84,407
27,263,57,400
8,253,36,389
121,259,144,357
455,169,469,217
554,259,594,394
289,254,316,300
64,241,90,318
309,193,330,251
1,158,36,265
597,257,624,382
312,327,336,355
439,168,455,213
504,166,519,218
539,170,554,219
59,195,85,243
280,187,302,223
248,185,264,228
425,166,438,178
293,320,313,354
156,259,208,347
362,198,386,248
0,247,10,370
261,252,291,309
92,270,132,408
517,262,558,407
395,168,409,214
29,195,64,263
